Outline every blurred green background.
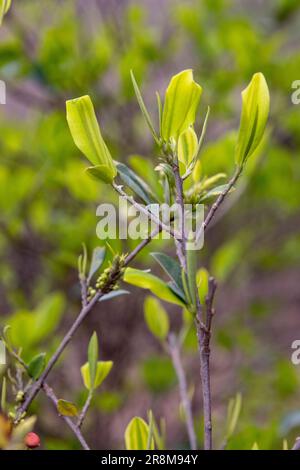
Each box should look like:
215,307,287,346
1,0,300,450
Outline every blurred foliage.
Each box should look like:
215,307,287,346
0,0,300,450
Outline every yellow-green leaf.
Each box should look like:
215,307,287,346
88,332,98,390
0,0,12,25
57,399,78,417
66,95,117,183
178,127,198,167
81,361,113,391
235,73,270,167
161,70,202,142
144,296,169,340
123,268,185,307
196,268,209,304
125,417,154,450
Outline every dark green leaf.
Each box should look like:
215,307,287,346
27,353,46,380
151,252,184,294
116,162,157,204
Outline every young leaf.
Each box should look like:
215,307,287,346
27,353,46,380
123,268,186,307
130,70,159,143
144,296,169,340
116,161,158,204
151,252,184,294
125,417,154,450
88,332,98,390
87,247,106,283
81,361,113,390
182,106,210,179
235,73,270,167
178,127,198,167
66,95,117,183
161,70,202,142
197,268,209,304
57,399,78,417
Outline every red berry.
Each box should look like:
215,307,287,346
25,432,40,449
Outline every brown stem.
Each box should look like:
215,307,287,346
195,278,217,450
196,167,242,244
172,162,187,271
168,333,197,450
77,392,93,429
42,383,90,450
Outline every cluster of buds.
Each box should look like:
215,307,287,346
87,254,127,301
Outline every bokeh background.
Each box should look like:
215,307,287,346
0,0,300,450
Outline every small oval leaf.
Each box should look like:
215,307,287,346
144,296,169,340
57,399,78,417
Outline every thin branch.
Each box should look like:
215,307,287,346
196,166,242,244
172,162,187,271
195,277,217,450
15,225,162,420
112,182,180,239
77,392,93,429
42,383,90,450
168,333,197,450
6,347,90,450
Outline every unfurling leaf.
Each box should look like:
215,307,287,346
235,73,269,167
161,70,202,142
125,417,154,450
144,296,169,340
66,95,117,183
88,332,98,389
123,268,185,307
57,399,78,417
81,361,113,390
27,353,46,380
178,127,198,167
